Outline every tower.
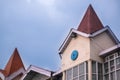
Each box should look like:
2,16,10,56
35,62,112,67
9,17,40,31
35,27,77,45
0,48,25,80
59,5,120,80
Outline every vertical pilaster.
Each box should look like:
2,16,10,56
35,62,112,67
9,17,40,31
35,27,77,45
62,71,65,80
88,60,92,80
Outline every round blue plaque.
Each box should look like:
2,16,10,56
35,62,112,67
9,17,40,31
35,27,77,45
71,50,78,60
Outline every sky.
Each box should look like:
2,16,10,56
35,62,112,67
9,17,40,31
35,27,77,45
0,0,120,71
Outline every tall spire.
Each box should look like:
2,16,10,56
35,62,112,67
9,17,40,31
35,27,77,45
77,4,104,34
4,48,25,76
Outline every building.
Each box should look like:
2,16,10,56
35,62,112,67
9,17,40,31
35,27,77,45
22,4,120,80
58,4,120,80
1,4,120,80
0,48,25,80
21,65,51,80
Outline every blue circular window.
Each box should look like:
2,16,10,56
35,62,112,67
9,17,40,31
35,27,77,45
71,50,78,61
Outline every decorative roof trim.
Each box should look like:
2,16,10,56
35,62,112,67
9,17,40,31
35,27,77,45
59,26,119,55
99,43,120,57
53,69,62,76
59,28,75,54
105,26,119,44
6,67,25,80
21,65,51,80
0,72,5,80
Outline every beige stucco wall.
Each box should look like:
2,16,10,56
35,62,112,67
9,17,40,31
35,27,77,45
61,30,117,80
61,35,90,71
90,32,116,62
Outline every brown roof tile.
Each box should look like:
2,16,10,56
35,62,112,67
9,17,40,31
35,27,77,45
4,48,25,76
77,4,104,34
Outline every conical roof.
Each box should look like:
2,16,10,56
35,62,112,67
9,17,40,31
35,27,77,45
4,48,24,76
77,4,104,34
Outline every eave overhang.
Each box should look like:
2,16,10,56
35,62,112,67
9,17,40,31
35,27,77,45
52,69,62,76
59,26,119,58
21,65,51,80
99,43,120,57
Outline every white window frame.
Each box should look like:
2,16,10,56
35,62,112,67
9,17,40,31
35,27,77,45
103,52,120,80
65,61,88,80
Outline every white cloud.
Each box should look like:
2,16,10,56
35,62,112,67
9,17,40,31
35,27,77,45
37,0,55,7
94,1,118,20
26,0,31,3
33,0,67,22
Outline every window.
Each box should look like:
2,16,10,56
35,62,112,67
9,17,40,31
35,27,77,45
92,61,103,80
116,57,120,69
98,63,103,80
92,74,96,80
104,62,109,73
117,70,120,80
66,68,72,80
92,61,97,80
110,72,115,80
79,63,84,75
110,60,115,71
92,61,96,73
103,51,120,80
104,74,109,80
79,75,84,80
66,62,88,80
73,66,78,79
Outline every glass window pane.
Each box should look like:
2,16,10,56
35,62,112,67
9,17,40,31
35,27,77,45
79,63,84,75
110,60,115,71
104,74,109,80
104,62,109,73
98,63,103,74
73,66,78,78
110,72,115,80
79,75,84,80
98,74,103,80
110,60,114,66
73,77,78,80
98,63,103,80
92,61,96,73
86,74,88,80
116,57,120,69
117,70,120,80
92,74,96,80
86,61,88,73
66,69,72,80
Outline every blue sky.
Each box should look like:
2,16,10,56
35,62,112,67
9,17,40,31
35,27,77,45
0,0,120,71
